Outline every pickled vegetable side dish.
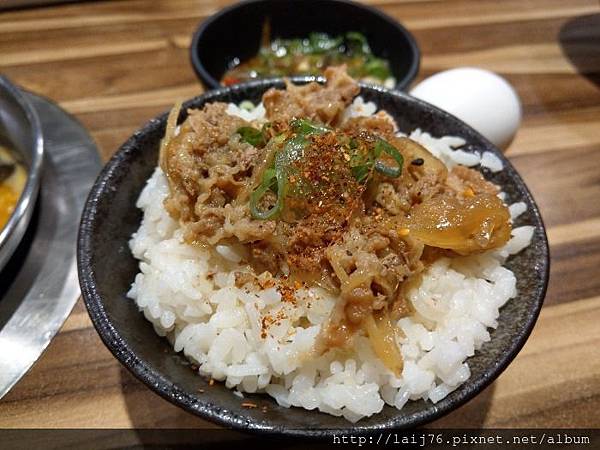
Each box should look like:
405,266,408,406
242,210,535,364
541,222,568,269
222,30,396,88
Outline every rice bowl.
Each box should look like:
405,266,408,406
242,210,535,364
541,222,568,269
78,73,548,433
126,70,533,422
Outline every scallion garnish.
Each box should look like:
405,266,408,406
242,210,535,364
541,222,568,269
351,164,372,183
249,124,404,220
237,126,266,147
290,118,331,136
373,138,403,178
249,167,282,220
249,133,311,220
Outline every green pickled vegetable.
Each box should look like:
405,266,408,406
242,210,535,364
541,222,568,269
364,58,392,80
222,30,395,86
308,32,343,54
345,31,369,54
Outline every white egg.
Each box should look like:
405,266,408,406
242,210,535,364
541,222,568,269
410,67,522,149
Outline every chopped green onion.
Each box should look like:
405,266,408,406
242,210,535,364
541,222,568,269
290,118,331,136
262,168,278,191
373,139,403,178
249,128,403,220
249,167,283,220
351,164,372,183
250,132,310,220
223,30,394,85
277,135,306,169
237,126,266,147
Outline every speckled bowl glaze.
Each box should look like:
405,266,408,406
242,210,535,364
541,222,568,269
78,78,549,436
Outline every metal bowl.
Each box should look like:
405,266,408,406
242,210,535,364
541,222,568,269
0,76,44,273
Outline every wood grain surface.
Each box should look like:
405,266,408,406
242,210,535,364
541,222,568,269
0,0,599,431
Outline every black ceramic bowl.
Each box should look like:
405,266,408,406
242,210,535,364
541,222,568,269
190,0,420,90
78,78,549,437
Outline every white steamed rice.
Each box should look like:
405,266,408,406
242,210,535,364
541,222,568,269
127,97,533,422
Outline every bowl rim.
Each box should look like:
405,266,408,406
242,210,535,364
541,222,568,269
0,76,44,271
78,77,549,436
189,0,421,91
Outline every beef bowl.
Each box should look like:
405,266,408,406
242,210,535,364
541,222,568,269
78,71,548,436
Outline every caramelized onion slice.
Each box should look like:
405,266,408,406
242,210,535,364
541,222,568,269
392,137,447,179
159,102,182,172
364,312,403,376
406,193,511,254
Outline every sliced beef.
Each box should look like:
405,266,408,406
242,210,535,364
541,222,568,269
263,65,359,125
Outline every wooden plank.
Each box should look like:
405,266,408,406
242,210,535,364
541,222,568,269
546,240,600,306
548,217,600,247
0,0,599,432
60,84,202,114
0,40,169,67
508,145,600,227
423,43,576,75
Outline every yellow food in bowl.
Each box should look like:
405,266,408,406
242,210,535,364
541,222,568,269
0,145,26,229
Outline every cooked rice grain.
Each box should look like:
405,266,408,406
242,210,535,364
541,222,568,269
127,98,531,422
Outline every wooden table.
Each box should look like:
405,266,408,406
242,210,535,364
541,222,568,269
0,0,599,430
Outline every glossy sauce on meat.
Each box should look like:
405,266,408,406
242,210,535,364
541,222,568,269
159,66,511,374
